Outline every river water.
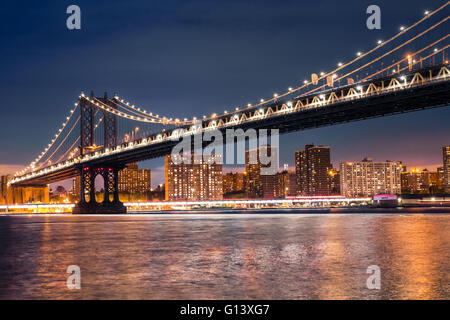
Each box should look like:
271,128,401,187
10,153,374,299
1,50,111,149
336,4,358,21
0,212,448,299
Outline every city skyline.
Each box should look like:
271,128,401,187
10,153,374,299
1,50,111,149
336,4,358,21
5,144,445,201
1,142,447,190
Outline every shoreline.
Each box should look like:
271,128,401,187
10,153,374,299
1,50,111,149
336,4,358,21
1,206,450,215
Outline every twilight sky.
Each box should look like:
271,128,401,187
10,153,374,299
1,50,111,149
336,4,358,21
0,0,449,187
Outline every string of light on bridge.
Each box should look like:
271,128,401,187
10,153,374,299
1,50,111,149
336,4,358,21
9,63,450,186
15,101,80,176
55,116,104,164
194,2,449,122
108,95,195,125
83,95,192,126
12,2,450,178
294,32,450,99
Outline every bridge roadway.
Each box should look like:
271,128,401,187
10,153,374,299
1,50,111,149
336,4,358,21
11,64,450,187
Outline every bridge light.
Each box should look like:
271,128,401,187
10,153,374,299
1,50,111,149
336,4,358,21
235,107,239,111
338,62,343,67
392,69,396,74
332,74,337,79
273,93,278,97
320,72,325,76
424,10,429,15
247,103,252,107
400,76,405,81
377,40,382,45
400,26,405,31
356,51,362,56
224,110,228,114
303,80,308,84
260,99,264,103
288,87,293,91
319,94,324,99
287,101,293,107
357,86,362,91
434,48,438,52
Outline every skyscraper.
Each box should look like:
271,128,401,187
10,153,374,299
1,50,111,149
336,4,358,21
437,167,445,191
277,170,297,198
295,144,332,196
245,145,279,198
340,158,403,197
444,146,450,193
165,153,223,201
329,169,341,195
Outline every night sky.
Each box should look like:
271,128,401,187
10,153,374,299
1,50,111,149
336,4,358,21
0,0,449,187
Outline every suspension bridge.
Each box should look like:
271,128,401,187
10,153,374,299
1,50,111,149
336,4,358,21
7,3,450,213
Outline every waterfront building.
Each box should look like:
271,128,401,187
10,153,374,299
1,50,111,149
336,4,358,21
340,158,403,197
245,145,279,198
118,162,151,194
222,172,245,194
72,176,80,198
165,153,223,201
260,174,279,199
277,170,297,198
329,169,341,195
401,168,440,194
0,175,10,204
437,167,445,191
444,146,450,193
295,144,332,196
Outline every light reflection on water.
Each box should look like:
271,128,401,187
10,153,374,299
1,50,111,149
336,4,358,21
0,213,448,299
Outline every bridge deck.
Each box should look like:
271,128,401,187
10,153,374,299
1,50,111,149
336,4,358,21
11,65,450,187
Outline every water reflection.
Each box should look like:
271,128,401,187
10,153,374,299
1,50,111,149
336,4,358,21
0,213,448,299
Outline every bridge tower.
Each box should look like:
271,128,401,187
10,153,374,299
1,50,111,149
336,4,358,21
73,92,126,214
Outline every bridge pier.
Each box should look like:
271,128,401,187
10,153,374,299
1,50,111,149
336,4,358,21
73,165,126,214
